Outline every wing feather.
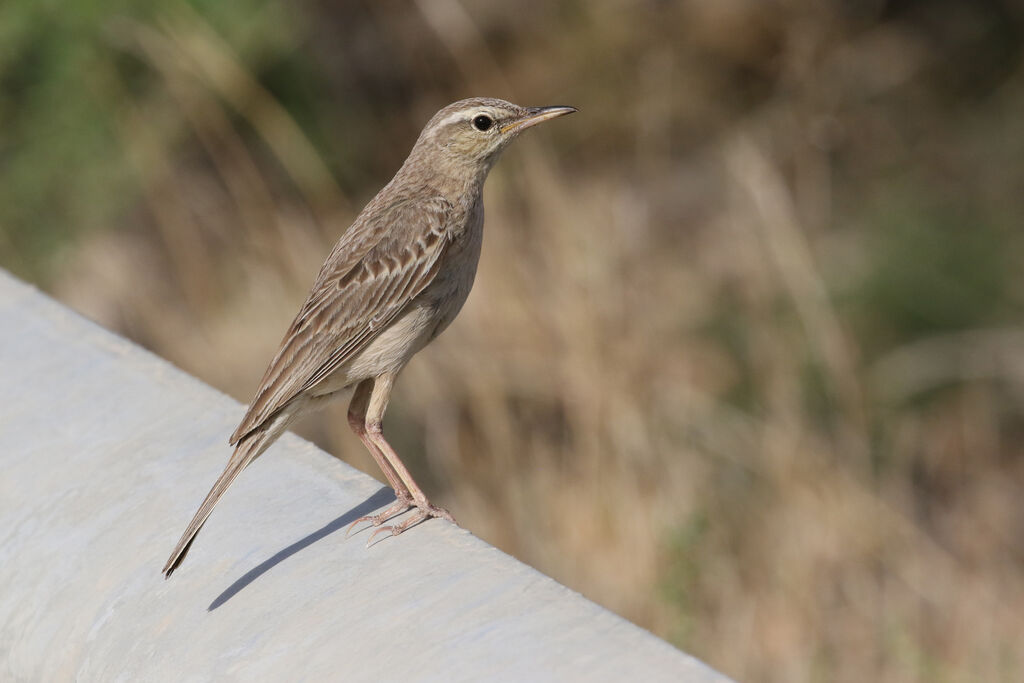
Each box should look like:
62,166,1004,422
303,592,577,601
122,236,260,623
229,194,453,445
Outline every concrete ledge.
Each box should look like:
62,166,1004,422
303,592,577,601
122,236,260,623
0,269,730,682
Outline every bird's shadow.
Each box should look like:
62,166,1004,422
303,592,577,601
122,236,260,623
208,487,395,611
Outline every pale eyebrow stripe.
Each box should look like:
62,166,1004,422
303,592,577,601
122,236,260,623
435,110,471,128
436,107,500,130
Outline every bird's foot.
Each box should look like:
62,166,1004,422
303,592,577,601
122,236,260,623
366,501,456,547
345,494,413,538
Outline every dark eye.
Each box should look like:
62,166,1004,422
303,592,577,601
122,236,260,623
472,115,493,131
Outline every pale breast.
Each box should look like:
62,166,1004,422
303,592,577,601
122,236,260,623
420,198,484,342
313,198,485,395
342,303,442,381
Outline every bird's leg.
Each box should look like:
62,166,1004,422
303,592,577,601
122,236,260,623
345,379,413,536
362,373,456,544
347,379,407,494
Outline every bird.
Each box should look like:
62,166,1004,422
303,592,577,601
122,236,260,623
163,97,576,577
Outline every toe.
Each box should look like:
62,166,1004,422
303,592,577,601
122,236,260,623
345,498,413,537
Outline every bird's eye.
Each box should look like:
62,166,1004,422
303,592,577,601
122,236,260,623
471,115,493,132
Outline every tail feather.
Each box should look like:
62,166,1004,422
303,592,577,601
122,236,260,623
163,426,277,578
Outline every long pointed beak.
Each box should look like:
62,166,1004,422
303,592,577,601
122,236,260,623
502,105,578,134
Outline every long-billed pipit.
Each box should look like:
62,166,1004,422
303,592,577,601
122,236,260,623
163,98,576,577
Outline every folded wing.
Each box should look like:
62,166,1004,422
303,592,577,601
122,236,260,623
230,193,454,445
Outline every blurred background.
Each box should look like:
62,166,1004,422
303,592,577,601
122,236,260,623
3,0,1024,680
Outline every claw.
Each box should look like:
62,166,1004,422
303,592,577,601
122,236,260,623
364,502,456,547
345,496,413,538
365,522,405,547
344,517,371,539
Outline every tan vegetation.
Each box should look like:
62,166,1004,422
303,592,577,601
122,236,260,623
4,1,1024,680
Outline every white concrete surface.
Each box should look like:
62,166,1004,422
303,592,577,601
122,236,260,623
0,269,730,682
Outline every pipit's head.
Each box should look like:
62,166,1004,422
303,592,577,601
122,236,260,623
410,97,576,174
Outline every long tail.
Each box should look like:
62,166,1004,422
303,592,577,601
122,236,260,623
163,424,280,578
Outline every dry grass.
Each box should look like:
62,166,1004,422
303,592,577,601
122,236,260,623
18,1,1024,681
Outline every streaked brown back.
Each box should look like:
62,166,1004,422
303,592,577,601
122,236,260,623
229,192,454,445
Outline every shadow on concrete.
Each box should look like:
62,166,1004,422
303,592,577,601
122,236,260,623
209,487,395,610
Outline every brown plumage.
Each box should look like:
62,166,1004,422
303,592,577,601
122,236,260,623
163,98,576,577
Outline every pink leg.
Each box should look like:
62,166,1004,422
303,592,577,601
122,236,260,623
345,379,412,536
361,373,457,544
